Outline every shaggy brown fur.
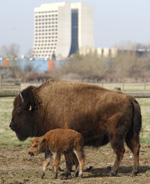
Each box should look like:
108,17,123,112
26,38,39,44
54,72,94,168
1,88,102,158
28,129,84,179
10,79,142,176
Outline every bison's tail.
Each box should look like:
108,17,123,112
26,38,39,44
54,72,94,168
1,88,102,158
132,99,142,139
126,98,142,142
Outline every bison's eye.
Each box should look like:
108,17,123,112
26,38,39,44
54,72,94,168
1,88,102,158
33,145,37,148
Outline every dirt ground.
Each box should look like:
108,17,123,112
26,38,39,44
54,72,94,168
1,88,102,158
0,144,150,184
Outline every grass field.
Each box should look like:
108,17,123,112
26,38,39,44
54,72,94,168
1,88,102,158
0,85,150,183
101,82,150,92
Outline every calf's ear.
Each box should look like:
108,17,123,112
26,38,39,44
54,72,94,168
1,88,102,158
42,138,46,143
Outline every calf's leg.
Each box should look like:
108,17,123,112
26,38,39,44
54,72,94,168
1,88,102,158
53,152,61,179
73,148,84,177
41,152,51,179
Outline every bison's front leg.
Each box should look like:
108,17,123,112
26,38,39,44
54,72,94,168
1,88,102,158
41,152,51,179
110,147,125,176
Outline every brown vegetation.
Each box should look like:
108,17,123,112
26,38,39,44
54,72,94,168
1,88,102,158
53,52,150,82
1,43,150,82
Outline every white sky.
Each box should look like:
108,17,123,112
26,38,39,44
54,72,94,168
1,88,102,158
0,0,150,55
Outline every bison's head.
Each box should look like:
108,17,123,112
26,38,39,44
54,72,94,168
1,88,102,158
28,137,46,156
10,86,40,141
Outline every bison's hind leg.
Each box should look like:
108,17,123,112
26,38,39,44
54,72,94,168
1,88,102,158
125,133,140,176
110,133,125,176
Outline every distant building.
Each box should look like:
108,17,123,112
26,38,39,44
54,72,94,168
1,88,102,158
79,47,150,58
33,2,94,60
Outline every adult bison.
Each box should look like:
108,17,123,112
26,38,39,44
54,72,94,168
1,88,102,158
10,79,142,176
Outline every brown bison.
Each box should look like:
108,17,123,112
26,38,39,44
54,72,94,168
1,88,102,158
28,128,84,179
10,79,142,176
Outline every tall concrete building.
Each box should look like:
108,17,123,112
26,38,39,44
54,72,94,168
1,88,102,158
33,2,94,59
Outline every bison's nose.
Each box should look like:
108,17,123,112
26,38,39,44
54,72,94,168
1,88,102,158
9,122,15,131
9,122,13,129
28,152,34,156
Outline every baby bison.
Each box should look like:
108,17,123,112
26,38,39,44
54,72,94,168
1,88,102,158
28,129,84,179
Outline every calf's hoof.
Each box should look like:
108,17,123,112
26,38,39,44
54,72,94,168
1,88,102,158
53,172,58,179
78,173,83,178
40,172,45,179
75,171,79,177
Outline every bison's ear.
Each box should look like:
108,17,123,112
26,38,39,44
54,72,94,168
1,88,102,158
21,86,36,111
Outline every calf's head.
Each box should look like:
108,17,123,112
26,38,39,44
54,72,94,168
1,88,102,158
28,137,46,156
9,86,39,141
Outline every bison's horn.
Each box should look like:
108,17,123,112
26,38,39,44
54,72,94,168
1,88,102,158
19,93,24,103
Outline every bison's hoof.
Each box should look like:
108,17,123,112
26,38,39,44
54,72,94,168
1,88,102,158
110,171,118,177
61,171,71,177
130,171,138,177
58,167,63,171
40,172,45,179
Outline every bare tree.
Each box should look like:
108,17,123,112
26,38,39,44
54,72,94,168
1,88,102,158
24,48,33,59
24,62,34,72
0,43,20,60
0,43,21,78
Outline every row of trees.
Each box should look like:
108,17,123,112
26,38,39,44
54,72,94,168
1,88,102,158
0,43,33,78
0,43,33,60
0,42,150,82
53,51,150,82
51,41,150,82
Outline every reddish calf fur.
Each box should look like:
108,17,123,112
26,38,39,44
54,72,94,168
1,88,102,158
28,129,84,179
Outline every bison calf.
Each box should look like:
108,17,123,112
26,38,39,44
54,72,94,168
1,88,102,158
28,129,84,179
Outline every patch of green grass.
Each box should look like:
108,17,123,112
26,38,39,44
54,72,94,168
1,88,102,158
136,98,150,145
144,169,150,177
0,90,19,97
16,171,39,177
100,82,150,93
141,137,150,144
